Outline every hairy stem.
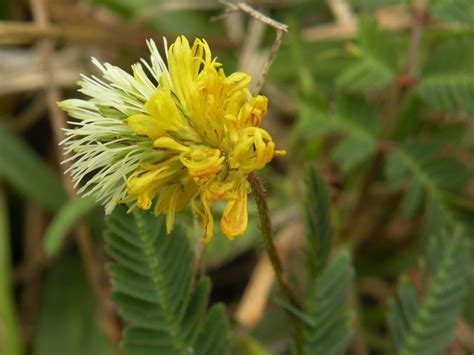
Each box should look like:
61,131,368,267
248,173,304,353
247,173,299,307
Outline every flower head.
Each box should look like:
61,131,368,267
60,36,285,242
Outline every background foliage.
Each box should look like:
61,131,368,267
1,0,473,354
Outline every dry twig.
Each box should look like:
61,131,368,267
0,21,110,44
216,1,288,94
0,48,85,95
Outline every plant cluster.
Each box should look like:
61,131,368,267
0,0,473,354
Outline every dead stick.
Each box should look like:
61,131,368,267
216,2,288,94
0,21,109,43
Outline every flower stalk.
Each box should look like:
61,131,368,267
247,172,298,307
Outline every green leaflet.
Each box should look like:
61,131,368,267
302,251,354,355
302,167,354,355
304,166,333,278
385,139,473,231
336,19,398,92
401,176,424,218
432,0,474,25
297,96,377,172
418,74,474,116
387,232,470,355
104,206,232,355
418,38,474,116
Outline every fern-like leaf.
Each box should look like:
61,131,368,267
432,0,474,25
305,166,333,278
303,251,354,355
385,139,472,228
300,167,354,354
336,19,398,92
387,232,470,355
298,96,377,171
418,38,474,116
105,206,232,355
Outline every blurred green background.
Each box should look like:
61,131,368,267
1,0,473,354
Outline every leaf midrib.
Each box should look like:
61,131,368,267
420,72,474,85
397,148,459,227
399,238,462,355
132,210,187,354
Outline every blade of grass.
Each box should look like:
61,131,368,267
0,187,24,355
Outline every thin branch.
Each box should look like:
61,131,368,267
0,21,110,43
216,2,288,95
217,1,288,32
254,29,283,95
404,0,428,77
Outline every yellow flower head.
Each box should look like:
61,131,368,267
60,36,284,242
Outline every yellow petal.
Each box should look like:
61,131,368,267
136,190,154,210
238,95,268,127
220,184,248,239
179,146,224,182
155,179,199,233
155,184,180,233
228,127,276,172
153,136,189,152
193,191,214,244
174,179,199,211
167,36,195,106
224,72,252,96
127,114,166,139
127,160,181,208
167,36,221,120
145,90,186,132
